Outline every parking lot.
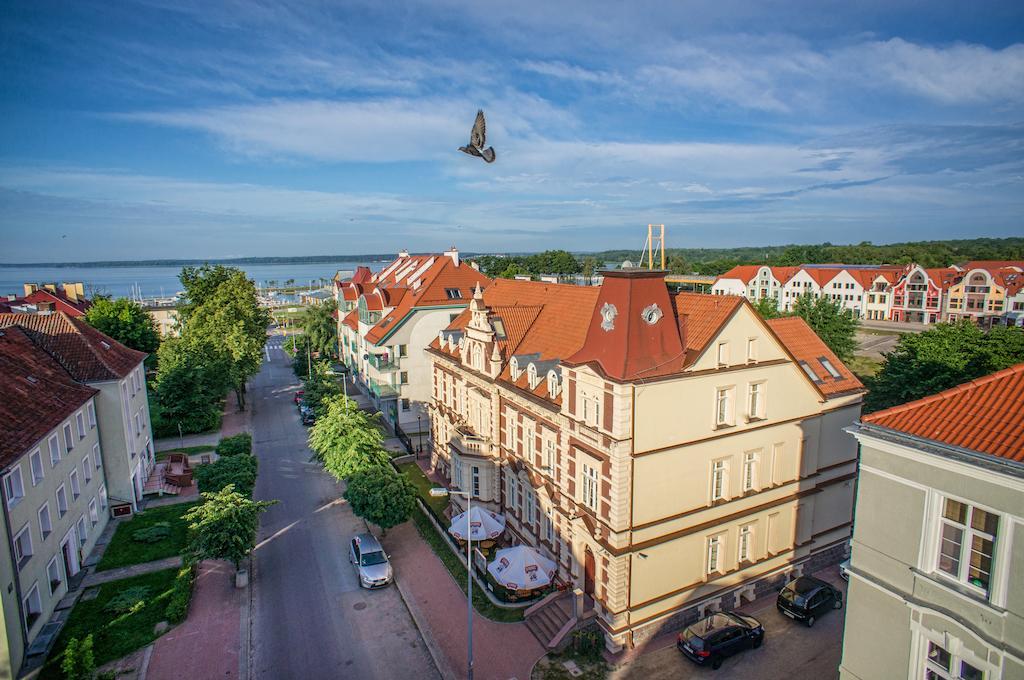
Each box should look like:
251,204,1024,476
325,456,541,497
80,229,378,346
613,567,848,679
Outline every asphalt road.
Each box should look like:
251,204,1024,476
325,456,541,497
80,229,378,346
615,569,848,680
249,337,439,680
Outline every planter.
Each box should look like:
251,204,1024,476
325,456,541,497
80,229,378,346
235,568,249,589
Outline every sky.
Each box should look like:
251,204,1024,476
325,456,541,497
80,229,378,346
1,0,1023,263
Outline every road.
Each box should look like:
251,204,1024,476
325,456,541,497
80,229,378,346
249,337,439,680
614,569,848,680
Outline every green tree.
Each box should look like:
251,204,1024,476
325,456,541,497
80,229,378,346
343,466,416,535
152,335,232,436
84,296,161,356
195,454,259,497
790,294,859,361
303,360,342,417
178,264,238,323
667,253,690,275
581,256,600,281
61,634,96,680
308,396,391,480
303,300,338,359
866,322,1024,412
498,262,525,279
184,485,276,571
750,296,782,319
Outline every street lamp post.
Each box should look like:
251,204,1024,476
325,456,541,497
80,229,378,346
417,415,423,457
429,487,473,680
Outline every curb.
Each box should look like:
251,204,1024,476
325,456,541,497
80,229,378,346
393,572,457,680
240,555,252,680
137,644,154,680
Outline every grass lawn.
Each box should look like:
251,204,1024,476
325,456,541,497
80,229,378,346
96,502,199,572
396,462,449,516
40,569,179,679
155,445,215,461
847,354,883,379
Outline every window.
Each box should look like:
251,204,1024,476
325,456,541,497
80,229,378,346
743,451,758,492
76,412,86,439
82,455,93,483
819,357,842,379
99,485,108,511
63,423,74,451
746,338,757,362
5,466,25,508
581,392,600,427
711,460,727,501
87,402,96,428
89,498,99,525
937,498,997,594
717,342,729,366
747,382,764,420
70,470,81,500
925,640,984,680
56,485,68,517
76,516,88,547
453,458,463,490
30,450,44,486
401,398,410,411
715,387,733,427
400,371,409,385
14,525,33,568
525,487,535,526
581,464,599,511
707,535,722,574
545,439,556,474
544,507,554,543
798,361,822,383
134,412,142,437
49,435,61,466
445,288,463,299
47,555,63,595
23,584,42,630
739,524,754,562
38,503,52,539
93,443,102,469
398,344,408,358
471,466,480,497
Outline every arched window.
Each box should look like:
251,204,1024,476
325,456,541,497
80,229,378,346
547,371,560,398
510,357,520,381
527,363,538,389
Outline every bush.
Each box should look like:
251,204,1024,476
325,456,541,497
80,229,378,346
61,635,95,680
164,562,197,623
103,587,151,616
571,629,604,661
216,433,252,457
131,522,171,544
195,454,258,497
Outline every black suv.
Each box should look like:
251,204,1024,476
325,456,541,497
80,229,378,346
776,576,843,627
677,612,764,670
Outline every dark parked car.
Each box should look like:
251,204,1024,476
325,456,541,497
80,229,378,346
677,612,764,670
777,576,843,627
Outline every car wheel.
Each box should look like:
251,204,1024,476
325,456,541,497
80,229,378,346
806,615,816,628
753,636,763,649
834,598,843,610
711,658,722,670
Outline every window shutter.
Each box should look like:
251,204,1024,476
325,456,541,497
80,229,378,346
568,378,576,414
603,391,614,431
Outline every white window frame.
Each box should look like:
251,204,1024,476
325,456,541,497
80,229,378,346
544,438,556,475
87,402,97,428
544,506,554,543
717,342,729,366
581,464,599,511
935,497,998,596
4,466,25,509
739,524,754,563
83,455,92,483
711,459,727,502
38,502,53,539
76,411,86,440
48,435,61,466
923,638,986,680
93,443,102,469
89,498,99,525
30,450,44,486
56,484,68,517
47,555,63,595
746,338,757,363
707,535,722,575
76,515,88,547
525,487,535,526
747,382,765,420
70,469,81,500
471,466,480,498
23,583,42,629
99,485,108,511
715,387,734,427
742,451,758,492
63,423,74,452
14,524,33,567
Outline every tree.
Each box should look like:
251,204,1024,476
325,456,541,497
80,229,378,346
84,296,161,356
178,264,238,323
750,296,782,319
194,454,259,497
308,396,391,480
790,294,858,361
866,322,1024,412
152,335,232,436
303,360,342,417
184,485,276,571
580,256,600,281
61,635,96,680
498,262,525,279
343,466,416,535
667,253,690,275
304,300,338,359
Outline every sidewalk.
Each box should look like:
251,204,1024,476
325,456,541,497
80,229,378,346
387,520,545,680
82,556,183,587
146,560,242,680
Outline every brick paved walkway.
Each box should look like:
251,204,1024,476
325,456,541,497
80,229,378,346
146,560,242,680
82,556,183,587
388,520,544,680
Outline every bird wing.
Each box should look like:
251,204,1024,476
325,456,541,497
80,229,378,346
470,109,486,148
481,147,496,163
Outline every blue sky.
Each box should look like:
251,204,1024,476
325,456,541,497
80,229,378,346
1,0,1022,262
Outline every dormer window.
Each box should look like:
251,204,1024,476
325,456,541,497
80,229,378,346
547,371,561,399
445,288,463,299
819,357,842,379
527,363,538,389
510,357,521,381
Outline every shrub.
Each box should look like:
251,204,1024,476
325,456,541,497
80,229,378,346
572,629,604,661
103,587,151,616
164,562,197,623
216,433,252,457
61,635,96,680
195,454,258,497
131,522,171,544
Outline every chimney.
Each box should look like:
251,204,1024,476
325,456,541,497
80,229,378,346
37,300,56,315
444,246,460,267
398,249,410,258
23,283,38,296
62,282,78,302
43,283,58,293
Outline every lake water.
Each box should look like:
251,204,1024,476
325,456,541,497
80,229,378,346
0,260,384,299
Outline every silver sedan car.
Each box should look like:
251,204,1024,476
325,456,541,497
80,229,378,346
349,533,393,589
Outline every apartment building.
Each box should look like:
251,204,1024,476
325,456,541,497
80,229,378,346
0,327,111,678
840,364,1024,680
337,249,489,443
0,313,154,511
0,284,91,318
945,262,1024,328
428,271,863,650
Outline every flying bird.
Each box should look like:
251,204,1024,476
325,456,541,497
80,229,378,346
458,109,496,163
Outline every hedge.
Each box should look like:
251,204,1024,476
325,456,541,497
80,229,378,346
164,561,198,623
216,433,252,457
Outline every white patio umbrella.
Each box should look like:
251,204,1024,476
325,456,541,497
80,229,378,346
487,545,557,591
448,506,506,542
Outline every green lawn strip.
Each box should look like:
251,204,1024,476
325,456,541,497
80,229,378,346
410,508,523,623
395,462,448,515
156,446,216,461
847,354,883,380
40,569,180,679
96,502,199,571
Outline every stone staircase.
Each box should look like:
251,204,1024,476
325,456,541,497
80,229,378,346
525,592,575,649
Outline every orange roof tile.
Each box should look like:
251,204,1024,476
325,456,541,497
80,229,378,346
766,317,863,397
674,293,744,366
716,265,762,283
342,309,358,331
863,363,1024,462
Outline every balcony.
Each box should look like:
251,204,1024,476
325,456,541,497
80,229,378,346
367,354,399,371
367,377,399,400
450,425,490,456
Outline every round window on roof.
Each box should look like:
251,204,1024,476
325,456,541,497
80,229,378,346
641,303,663,325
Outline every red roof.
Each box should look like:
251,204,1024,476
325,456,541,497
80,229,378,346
766,317,863,397
0,312,146,382
863,363,1024,462
0,326,99,467
716,265,762,284
959,261,1024,272
19,288,92,317
674,293,744,365
342,309,358,331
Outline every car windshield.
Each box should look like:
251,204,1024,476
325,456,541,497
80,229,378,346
361,551,388,566
780,586,808,607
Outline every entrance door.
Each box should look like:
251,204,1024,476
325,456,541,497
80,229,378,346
61,532,80,578
584,547,595,596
